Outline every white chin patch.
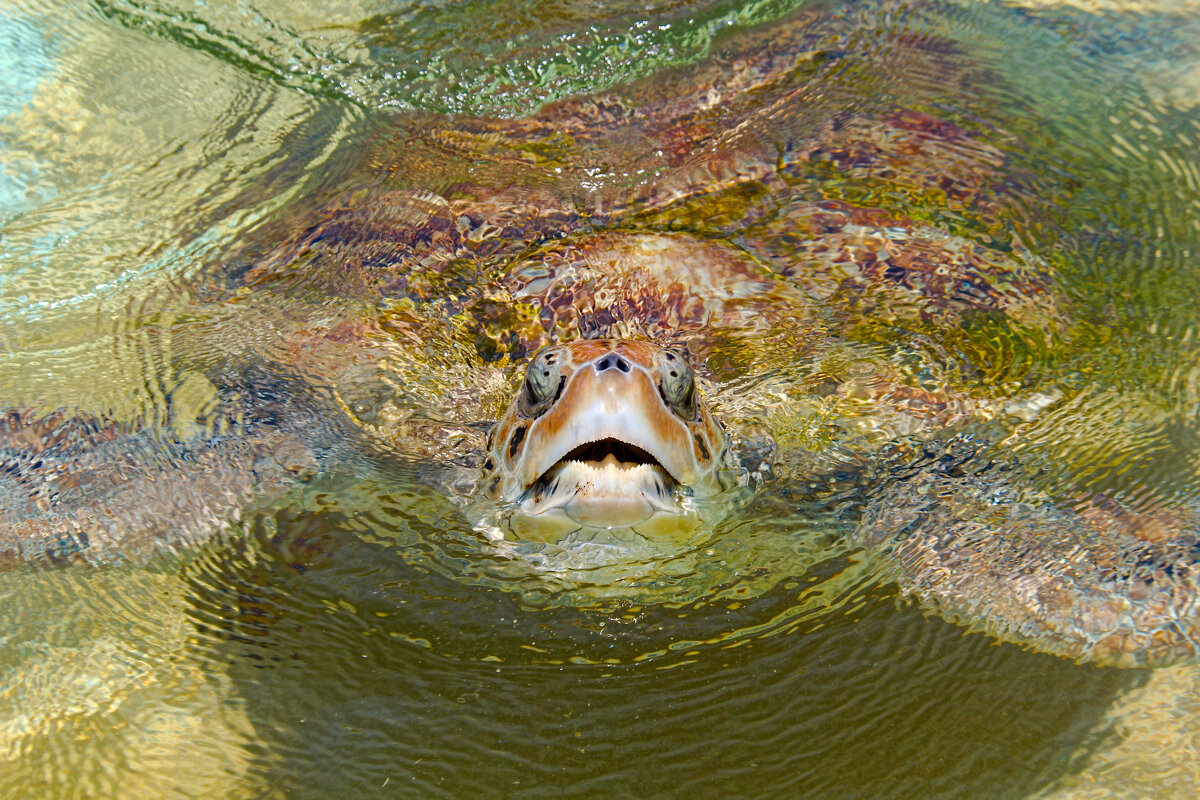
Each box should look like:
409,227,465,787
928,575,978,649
519,453,677,529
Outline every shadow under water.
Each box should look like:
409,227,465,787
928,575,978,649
183,506,1140,800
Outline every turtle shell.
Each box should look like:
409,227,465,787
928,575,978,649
3,7,1197,671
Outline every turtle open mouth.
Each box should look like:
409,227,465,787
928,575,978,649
557,439,662,469
521,436,680,528
529,436,677,496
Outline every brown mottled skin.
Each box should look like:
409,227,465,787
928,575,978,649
1,9,1196,668
0,408,320,567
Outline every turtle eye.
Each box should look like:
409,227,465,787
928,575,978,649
658,347,697,419
522,346,564,411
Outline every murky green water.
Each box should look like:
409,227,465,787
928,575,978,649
2,0,1200,797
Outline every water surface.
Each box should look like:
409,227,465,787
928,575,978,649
2,0,1199,797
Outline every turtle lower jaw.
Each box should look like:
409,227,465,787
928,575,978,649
519,452,680,529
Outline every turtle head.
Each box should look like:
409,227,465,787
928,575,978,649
481,339,734,542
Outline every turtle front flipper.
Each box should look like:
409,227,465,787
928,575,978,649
856,439,1200,667
0,399,326,568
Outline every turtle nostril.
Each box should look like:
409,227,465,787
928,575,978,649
596,354,631,373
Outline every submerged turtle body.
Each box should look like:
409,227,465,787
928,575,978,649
2,11,1198,669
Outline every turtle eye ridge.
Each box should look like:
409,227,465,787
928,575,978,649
658,347,697,419
523,347,562,407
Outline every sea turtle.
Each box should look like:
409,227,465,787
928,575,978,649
1,9,1197,670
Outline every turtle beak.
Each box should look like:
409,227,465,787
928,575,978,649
503,357,707,529
516,359,699,491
